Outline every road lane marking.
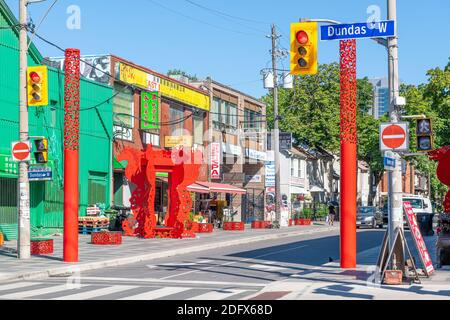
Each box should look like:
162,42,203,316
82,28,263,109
119,286,190,300
0,282,42,292
249,264,287,271
160,245,308,280
187,289,246,300
0,284,86,300
52,285,136,300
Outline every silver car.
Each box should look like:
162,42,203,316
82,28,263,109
356,206,383,229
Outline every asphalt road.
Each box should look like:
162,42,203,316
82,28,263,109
0,228,386,300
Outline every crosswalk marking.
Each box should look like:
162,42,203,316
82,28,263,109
187,289,246,300
118,286,191,300
52,285,136,300
249,264,287,271
0,282,41,292
0,284,85,300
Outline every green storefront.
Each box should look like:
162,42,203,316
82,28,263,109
0,0,113,239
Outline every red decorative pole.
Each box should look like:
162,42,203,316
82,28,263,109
339,39,357,269
63,49,80,263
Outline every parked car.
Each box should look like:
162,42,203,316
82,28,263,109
356,206,383,229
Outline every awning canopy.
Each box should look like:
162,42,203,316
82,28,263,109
196,182,246,194
154,178,246,194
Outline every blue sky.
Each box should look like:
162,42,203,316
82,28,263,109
6,0,450,98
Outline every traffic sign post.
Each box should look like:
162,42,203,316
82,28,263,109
380,122,409,152
11,141,31,162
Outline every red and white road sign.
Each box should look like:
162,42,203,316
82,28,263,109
11,141,31,162
380,122,409,151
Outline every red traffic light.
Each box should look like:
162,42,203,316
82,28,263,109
29,71,41,83
296,30,309,44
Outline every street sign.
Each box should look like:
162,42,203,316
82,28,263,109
403,202,435,275
267,132,292,151
28,166,52,181
384,151,396,171
11,141,31,162
380,122,409,152
320,20,395,41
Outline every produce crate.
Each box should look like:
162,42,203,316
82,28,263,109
223,222,245,231
79,226,108,235
383,270,403,285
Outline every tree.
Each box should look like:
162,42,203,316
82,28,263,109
167,69,198,81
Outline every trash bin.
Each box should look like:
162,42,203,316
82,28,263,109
416,213,434,236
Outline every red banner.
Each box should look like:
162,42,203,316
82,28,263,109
403,202,435,275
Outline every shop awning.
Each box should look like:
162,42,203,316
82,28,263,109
196,182,247,195
153,178,246,195
187,182,210,193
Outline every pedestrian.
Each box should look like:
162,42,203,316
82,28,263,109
328,204,336,226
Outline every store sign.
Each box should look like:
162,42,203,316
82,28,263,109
141,91,159,129
160,78,210,111
0,154,18,175
222,143,241,156
265,161,275,187
118,62,161,91
210,142,221,180
246,148,266,161
45,55,112,84
246,175,262,183
404,202,435,275
164,136,193,148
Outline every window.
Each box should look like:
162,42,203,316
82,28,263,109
113,84,134,128
298,159,302,178
212,98,237,129
113,173,123,206
193,114,204,145
244,109,262,130
169,106,184,136
143,132,160,146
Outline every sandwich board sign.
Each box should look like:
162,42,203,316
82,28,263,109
403,202,435,275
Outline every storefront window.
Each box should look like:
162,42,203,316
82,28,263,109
193,114,204,145
169,105,184,136
113,84,134,128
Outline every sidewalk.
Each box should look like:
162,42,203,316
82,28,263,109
246,233,450,300
0,223,338,282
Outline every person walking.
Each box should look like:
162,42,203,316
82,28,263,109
328,204,336,226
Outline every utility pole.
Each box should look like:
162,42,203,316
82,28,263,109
18,0,30,259
387,0,405,270
270,24,282,226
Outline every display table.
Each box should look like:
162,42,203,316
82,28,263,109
223,221,245,231
251,221,270,229
31,238,54,255
91,231,122,245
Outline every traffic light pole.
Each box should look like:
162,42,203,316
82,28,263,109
387,0,405,271
271,24,282,227
18,0,30,260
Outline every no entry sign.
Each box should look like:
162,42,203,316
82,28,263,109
11,141,31,162
380,122,409,151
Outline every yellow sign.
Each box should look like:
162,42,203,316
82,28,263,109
160,78,210,111
118,63,161,91
165,136,193,148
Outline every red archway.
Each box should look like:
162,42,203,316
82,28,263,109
117,145,202,238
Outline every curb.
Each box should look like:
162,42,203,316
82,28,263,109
0,226,339,282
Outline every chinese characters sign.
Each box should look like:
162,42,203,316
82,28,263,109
141,91,159,129
118,62,161,91
160,78,210,111
403,202,435,275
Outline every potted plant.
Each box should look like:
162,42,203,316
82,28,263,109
300,209,313,225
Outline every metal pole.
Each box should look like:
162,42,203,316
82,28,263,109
18,0,30,260
387,0,405,271
271,24,282,227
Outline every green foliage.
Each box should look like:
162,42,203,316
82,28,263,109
167,69,198,81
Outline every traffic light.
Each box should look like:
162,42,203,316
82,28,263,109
27,66,48,107
34,138,48,163
290,22,318,75
416,118,433,152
